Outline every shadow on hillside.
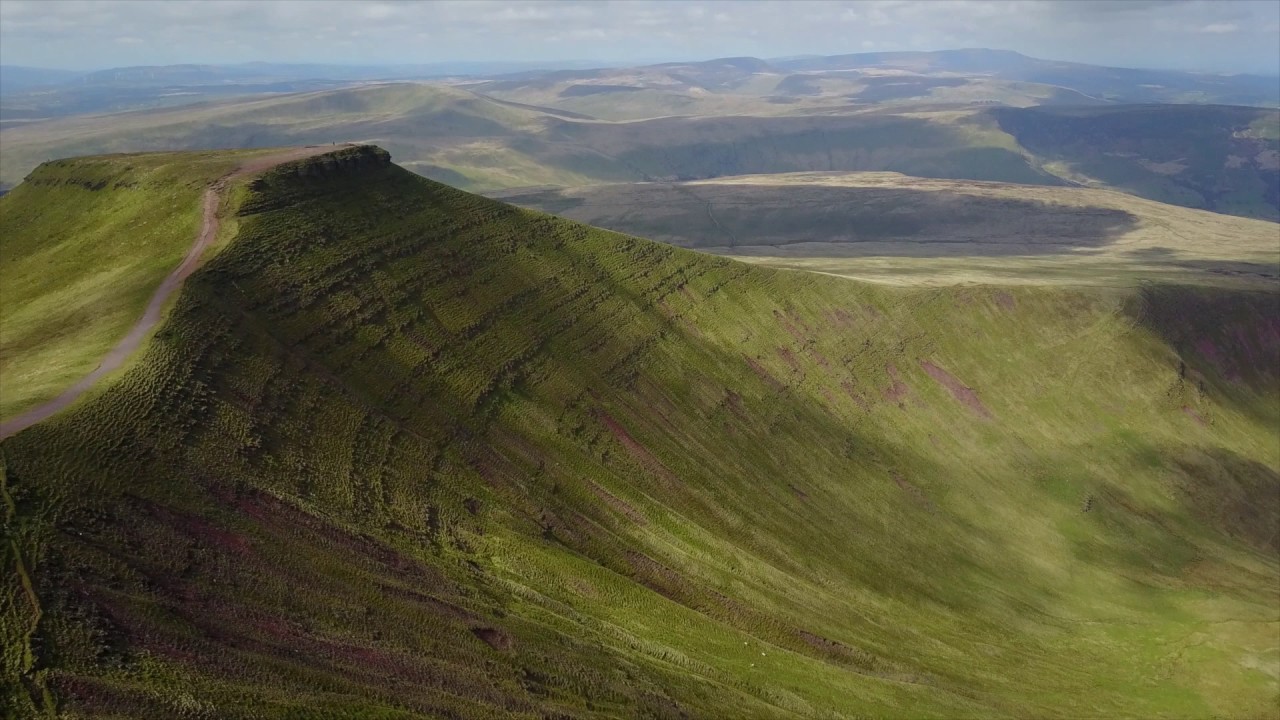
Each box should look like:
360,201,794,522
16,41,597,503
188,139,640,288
506,184,1140,257
1168,259,1280,284
1126,285,1280,388
1125,285,1280,431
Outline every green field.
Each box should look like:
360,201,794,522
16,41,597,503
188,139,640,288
1,147,1277,718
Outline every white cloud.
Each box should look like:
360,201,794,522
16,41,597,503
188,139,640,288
0,0,1275,74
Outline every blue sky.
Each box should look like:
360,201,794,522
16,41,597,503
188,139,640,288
2,0,1278,74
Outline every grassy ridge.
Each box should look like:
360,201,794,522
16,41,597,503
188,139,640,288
0,150,278,419
2,148,1278,718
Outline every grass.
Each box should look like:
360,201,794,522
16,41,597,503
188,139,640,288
1,147,1277,718
0,149,280,420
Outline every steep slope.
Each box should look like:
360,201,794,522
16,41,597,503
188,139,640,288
3,147,1278,719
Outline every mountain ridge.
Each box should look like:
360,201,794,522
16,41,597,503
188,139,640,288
2,146,1277,718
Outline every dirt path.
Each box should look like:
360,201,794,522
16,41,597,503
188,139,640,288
0,145,344,440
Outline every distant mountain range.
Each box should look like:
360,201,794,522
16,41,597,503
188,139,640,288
2,50,1276,221
2,49,1276,122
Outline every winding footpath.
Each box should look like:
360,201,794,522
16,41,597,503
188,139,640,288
0,146,341,440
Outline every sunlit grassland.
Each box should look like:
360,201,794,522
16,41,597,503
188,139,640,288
0,149,284,420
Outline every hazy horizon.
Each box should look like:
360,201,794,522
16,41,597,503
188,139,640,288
2,0,1278,76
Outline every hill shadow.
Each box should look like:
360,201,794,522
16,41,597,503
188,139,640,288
1124,285,1280,430
506,184,1140,257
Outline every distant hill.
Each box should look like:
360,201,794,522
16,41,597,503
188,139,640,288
5,82,1275,220
0,65,84,95
473,49,1279,120
772,49,1280,106
0,60,621,120
0,83,632,190
993,104,1280,220
4,49,1275,126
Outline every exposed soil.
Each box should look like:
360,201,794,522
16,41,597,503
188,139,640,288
470,627,514,651
882,363,910,403
892,472,938,513
597,409,680,484
0,146,345,440
1181,405,1209,426
587,480,648,525
744,355,785,391
919,360,992,419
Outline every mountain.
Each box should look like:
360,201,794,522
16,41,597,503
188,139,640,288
771,49,1280,106
2,146,1277,718
0,66,85,95
4,82,1275,220
474,49,1279,119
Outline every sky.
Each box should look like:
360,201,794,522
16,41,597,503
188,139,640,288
1,0,1278,75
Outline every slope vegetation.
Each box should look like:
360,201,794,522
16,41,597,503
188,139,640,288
0,150,257,420
2,147,1278,719
0,145,339,428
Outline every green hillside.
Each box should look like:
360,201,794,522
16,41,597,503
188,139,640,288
0,151,255,419
3,147,1278,719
